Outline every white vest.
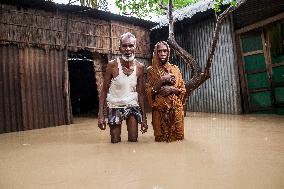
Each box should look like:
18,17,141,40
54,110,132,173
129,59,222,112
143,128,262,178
106,58,139,108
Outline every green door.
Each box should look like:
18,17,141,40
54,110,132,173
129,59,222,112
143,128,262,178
269,22,284,114
241,31,274,114
240,21,284,115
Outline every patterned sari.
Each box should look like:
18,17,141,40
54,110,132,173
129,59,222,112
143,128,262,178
146,42,186,142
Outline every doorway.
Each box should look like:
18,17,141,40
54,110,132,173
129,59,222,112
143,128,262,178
238,20,284,114
68,50,99,116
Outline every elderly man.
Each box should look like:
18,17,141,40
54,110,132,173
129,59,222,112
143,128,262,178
98,32,148,143
146,41,186,142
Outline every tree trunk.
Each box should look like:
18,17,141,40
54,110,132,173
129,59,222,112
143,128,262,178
166,0,247,96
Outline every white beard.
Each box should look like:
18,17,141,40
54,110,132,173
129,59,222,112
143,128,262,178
122,54,135,62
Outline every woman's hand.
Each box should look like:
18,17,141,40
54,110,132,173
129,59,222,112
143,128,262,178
161,74,176,85
159,86,174,96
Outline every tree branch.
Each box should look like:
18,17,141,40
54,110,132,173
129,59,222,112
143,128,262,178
166,0,247,96
204,0,248,73
159,0,167,11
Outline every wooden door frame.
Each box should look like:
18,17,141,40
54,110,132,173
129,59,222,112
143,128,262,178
235,13,284,113
235,33,250,113
236,29,270,113
266,20,284,112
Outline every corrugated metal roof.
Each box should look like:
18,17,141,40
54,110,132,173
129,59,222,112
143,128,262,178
152,0,238,30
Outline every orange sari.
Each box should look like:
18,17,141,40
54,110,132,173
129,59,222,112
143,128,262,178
146,43,186,142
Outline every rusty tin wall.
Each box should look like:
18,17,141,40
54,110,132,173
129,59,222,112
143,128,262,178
0,45,67,133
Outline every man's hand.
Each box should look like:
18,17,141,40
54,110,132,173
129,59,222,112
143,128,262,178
98,114,106,130
140,120,148,134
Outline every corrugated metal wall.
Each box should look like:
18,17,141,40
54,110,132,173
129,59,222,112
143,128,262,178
0,45,67,133
0,45,22,133
173,17,241,114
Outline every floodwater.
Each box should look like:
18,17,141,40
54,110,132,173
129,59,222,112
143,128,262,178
0,112,284,189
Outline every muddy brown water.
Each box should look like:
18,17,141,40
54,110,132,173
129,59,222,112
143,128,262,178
0,112,284,189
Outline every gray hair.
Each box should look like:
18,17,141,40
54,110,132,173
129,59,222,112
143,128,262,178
119,32,137,48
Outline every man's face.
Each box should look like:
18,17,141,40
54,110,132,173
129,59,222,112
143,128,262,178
157,43,168,64
120,37,136,62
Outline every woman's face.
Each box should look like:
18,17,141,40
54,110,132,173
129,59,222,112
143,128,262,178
157,43,168,64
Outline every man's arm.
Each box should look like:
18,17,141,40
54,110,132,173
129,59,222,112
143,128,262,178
98,61,113,130
136,62,148,133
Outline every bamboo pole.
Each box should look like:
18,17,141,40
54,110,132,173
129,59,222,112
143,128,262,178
63,1,72,124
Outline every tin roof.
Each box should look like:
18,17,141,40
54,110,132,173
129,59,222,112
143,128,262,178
152,0,236,30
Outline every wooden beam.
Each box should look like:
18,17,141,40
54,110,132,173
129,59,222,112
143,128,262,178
242,50,263,57
248,88,271,93
261,29,276,113
245,68,267,75
236,34,250,113
236,12,284,34
251,106,274,112
110,21,113,53
272,62,284,67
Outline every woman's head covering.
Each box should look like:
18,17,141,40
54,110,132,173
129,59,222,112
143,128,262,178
152,41,171,77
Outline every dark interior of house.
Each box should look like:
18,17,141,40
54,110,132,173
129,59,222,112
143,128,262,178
68,50,99,116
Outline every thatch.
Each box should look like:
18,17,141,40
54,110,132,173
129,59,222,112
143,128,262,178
0,2,153,58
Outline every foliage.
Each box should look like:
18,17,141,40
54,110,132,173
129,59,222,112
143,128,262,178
79,0,98,7
59,0,109,11
115,0,238,18
115,0,199,18
59,0,238,18
213,0,237,13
